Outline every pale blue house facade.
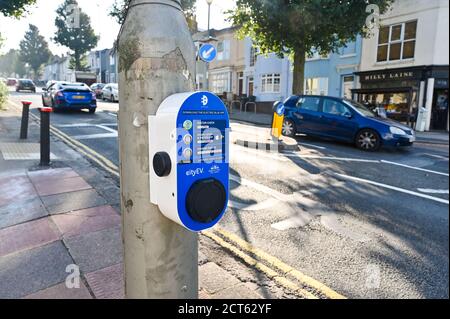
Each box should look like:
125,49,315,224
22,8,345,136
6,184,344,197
243,36,363,103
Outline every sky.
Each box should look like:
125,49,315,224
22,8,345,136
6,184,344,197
0,0,235,55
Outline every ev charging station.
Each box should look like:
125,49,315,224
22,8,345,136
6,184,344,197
149,91,230,232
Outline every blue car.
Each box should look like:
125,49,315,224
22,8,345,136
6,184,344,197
281,95,416,151
42,82,97,113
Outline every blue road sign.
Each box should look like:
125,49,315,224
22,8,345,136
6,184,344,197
199,44,217,63
276,103,286,116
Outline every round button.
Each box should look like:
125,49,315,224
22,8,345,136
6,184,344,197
186,179,227,223
183,120,193,131
183,134,193,145
153,152,171,177
183,148,193,159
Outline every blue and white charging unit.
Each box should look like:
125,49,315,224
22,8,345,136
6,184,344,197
149,92,230,232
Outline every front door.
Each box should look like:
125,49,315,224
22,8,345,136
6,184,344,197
431,89,449,131
248,77,254,97
341,75,354,99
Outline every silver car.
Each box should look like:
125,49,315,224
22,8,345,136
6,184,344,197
102,83,119,102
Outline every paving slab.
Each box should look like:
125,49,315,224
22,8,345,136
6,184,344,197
23,281,92,299
28,167,79,183
0,241,74,299
85,263,124,299
0,218,60,257
64,226,123,273
32,176,92,197
0,174,37,207
0,197,48,229
52,205,121,238
41,189,107,215
199,262,241,294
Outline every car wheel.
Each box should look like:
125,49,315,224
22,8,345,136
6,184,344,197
356,129,381,152
111,96,115,103
282,119,296,137
89,108,96,114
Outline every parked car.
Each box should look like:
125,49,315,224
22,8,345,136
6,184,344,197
42,81,97,113
90,83,105,98
281,95,416,151
6,78,17,86
16,79,36,93
102,83,119,102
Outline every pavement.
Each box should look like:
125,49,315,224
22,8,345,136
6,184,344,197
0,104,294,299
2,89,449,299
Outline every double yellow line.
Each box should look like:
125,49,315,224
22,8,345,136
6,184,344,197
8,100,346,299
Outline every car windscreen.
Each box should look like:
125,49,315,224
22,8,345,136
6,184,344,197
345,100,377,117
59,83,90,91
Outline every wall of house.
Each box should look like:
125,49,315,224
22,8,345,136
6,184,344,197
360,0,449,72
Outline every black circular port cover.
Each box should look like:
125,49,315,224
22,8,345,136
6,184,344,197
153,152,171,177
186,179,227,223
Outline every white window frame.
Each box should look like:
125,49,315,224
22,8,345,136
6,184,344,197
377,20,417,63
261,74,281,94
250,46,258,67
304,78,329,96
210,72,230,94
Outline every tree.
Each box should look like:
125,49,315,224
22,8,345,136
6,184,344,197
0,0,37,44
54,0,99,71
0,0,36,18
0,49,27,77
110,0,197,32
229,0,393,94
19,24,51,80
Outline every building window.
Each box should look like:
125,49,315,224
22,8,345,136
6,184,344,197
261,74,281,93
250,46,258,67
211,72,229,94
217,40,231,61
307,49,329,61
305,78,328,95
377,21,417,62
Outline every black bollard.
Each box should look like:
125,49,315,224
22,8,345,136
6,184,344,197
20,101,32,139
39,107,53,166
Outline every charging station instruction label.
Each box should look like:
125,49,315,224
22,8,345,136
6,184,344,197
179,111,227,165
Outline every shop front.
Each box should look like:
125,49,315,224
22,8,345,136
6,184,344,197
352,66,449,131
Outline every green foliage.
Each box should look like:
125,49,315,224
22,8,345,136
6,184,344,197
54,0,99,71
69,55,89,71
0,81,8,110
228,0,394,93
19,24,51,80
0,0,36,18
0,49,27,78
110,0,197,32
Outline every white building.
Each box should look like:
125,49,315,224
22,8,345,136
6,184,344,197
354,0,449,131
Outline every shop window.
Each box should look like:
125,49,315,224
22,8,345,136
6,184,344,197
261,74,281,93
377,21,417,62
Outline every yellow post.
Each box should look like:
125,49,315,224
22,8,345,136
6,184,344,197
271,102,285,139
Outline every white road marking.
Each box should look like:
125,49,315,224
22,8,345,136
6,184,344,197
381,160,449,177
417,188,449,194
285,153,381,163
228,198,278,211
299,142,327,150
422,153,449,161
334,173,449,205
230,174,291,201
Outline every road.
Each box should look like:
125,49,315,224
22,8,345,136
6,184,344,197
9,90,449,299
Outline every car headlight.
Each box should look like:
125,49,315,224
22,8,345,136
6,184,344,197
390,127,407,135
